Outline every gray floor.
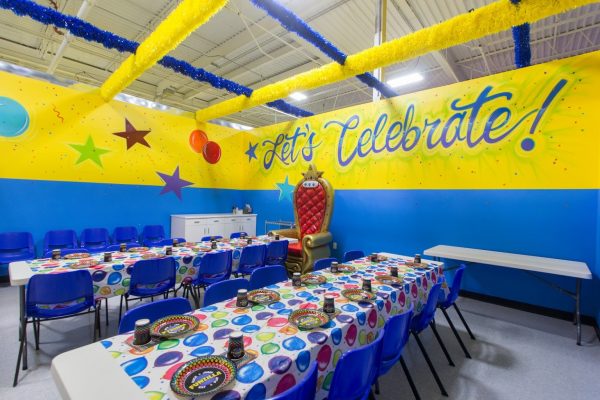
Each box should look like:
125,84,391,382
0,284,598,400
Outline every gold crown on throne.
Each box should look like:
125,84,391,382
301,164,324,180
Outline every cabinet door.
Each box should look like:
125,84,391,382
223,217,241,238
206,218,226,238
186,219,208,242
240,216,256,236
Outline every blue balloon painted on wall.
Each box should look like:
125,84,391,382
0,97,29,137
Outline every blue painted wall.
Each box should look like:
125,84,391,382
243,189,599,318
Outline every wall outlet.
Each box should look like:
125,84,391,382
332,242,337,250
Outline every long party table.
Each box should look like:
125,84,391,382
51,253,445,400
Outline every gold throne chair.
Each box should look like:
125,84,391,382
273,164,334,275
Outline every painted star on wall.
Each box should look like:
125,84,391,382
245,141,258,162
276,176,294,202
69,135,110,167
156,166,193,200
112,119,151,149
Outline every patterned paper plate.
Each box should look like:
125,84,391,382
150,315,200,338
170,355,237,397
75,258,99,268
288,309,330,330
141,253,159,259
341,289,377,302
403,261,429,269
301,274,326,285
128,247,149,252
247,289,280,304
63,252,90,259
337,264,356,273
371,255,388,262
375,275,403,285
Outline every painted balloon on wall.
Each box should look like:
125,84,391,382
188,129,222,164
0,97,29,137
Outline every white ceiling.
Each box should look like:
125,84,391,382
0,0,599,127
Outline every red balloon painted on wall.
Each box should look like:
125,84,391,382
202,141,221,164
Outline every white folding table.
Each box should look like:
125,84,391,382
423,245,593,345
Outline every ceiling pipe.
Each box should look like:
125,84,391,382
47,0,96,75
373,0,387,102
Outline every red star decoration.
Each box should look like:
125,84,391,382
112,119,151,149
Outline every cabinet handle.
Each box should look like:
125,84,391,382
214,220,219,223
194,221,200,224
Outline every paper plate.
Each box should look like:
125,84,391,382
247,289,280,304
170,355,237,397
150,315,200,338
341,289,377,302
128,247,149,252
301,274,326,285
141,253,159,260
403,261,429,269
74,258,99,268
288,309,330,330
375,275,403,285
63,252,90,259
337,264,356,273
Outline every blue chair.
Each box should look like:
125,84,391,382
249,265,288,290
270,361,318,400
265,240,288,265
43,247,91,258
113,226,139,244
328,328,385,400
119,297,192,334
43,229,78,253
236,244,266,277
438,265,475,358
343,250,365,262
157,238,187,246
183,251,233,308
411,283,453,397
201,235,222,241
203,278,249,307
230,231,248,239
13,270,101,386
313,257,337,272
141,225,165,246
105,243,140,252
80,228,111,252
118,257,177,321
375,304,419,399
0,232,35,276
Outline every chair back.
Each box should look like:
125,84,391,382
141,225,165,245
313,257,337,271
129,257,177,297
157,238,186,246
343,250,365,262
292,164,334,239
0,232,34,262
26,270,94,318
201,235,222,241
270,361,318,400
239,244,266,270
195,251,232,278
411,283,443,333
441,265,466,308
43,247,91,258
249,265,289,290
80,228,110,250
113,226,138,243
43,229,78,252
230,231,248,239
119,297,192,334
329,328,385,400
265,240,288,265
203,278,249,307
379,304,414,377
105,243,139,252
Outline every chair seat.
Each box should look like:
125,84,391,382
28,299,92,319
0,252,34,263
288,242,302,256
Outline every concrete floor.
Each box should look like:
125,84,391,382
0,284,598,400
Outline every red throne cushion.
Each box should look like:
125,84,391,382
295,184,327,238
288,242,303,257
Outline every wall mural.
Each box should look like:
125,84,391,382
244,51,600,191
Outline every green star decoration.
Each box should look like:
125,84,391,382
69,135,110,167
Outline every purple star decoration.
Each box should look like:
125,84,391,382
156,166,193,200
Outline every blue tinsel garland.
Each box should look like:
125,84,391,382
250,0,398,98
510,0,532,68
0,0,312,118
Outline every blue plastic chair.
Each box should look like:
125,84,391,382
343,250,365,262
43,229,78,253
141,225,165,246
438,265,475,358
328,328,385,400
375,304,419,399
157,238,187,246
270,361,318,400
265,240,288,265
113,226,139,244
249,265,288,290
0,232,35,276
203,278,249,307
230,231,248,239
236,244,267,276
80,228,111,252
119,297,192,334
119,257,177,321
201,235,223,241
43,248,91,258
184,251,233,308
14,270,101,386
410,282,453,397
313,257,337,272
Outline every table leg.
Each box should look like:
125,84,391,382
19,285,28,370
575,279,582,346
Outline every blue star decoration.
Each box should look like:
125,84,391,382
245,141,258,162
156,166,193,200
276,176,295,202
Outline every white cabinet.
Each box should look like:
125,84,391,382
171,214,257,242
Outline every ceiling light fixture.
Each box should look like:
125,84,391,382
387,72,424,88
289,92,308,101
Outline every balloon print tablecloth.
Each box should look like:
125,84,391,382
100,254,444,400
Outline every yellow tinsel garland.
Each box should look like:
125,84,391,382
100,0,229,100
196,0,596,122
